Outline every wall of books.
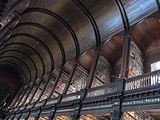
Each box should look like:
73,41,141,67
39,116,49,120
80,114,99,120
54,72,69,95
128,41,143,77
67,55,111,93
56,116,71,120
67,65,88,94
32,81,45,102
124,112,144,120
92,55,111,88
40,77,55,100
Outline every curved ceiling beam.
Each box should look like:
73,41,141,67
15,22,66,65
156,0,160,11
6,33,54,72
71,0,101,49
0,56,31,84
0,61,27,86
23,7,80,59
114,0,130,34
3,43,45,76
0,50,38,80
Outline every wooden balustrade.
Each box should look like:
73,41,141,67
45,97,58,106
125,69,160,92
86,80,123,98
62,92,81,102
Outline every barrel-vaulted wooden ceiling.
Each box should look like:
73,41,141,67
0,0,160,116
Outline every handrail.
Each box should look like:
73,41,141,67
62,92,81,102
86,79,123,98
45,97,58,106
126,69,160,82
125,69,160,91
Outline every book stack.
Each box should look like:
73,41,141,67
128,41,143,78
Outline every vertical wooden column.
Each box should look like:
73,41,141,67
48,69,63,99
19,75,50,120
13,78,37,108
22,79,43,120
21,78,38,106
62,61,78,95
34,75,51,120
9,89,23,108
36,74,51,102
73,49,100,120
111,0,130,119
20,80,36,106
8,88,27,120
14,86,29,108
111,35,131,120
86,50,100,89
120,35,131,79
28,79,43,104
6,89,18,108
11,81,36,120
5,94,16,108
49,61,78,120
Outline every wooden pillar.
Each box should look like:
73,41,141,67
20,79,38,106
86,50,100,89
28,78,43,104
37,74,51,102
49,61,78,120
72,49,100,120
48,70,64,120
62,61,77,95
20,81,36,106
11,82,36,120
34,75,51,120
120,35,131,79
14,86,28,108
9,90,22,108
14,78,37,108
113,35,131,120
48,69,63,99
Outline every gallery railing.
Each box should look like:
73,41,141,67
125,70,160,93
6,69,160,119
86,80,122,98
